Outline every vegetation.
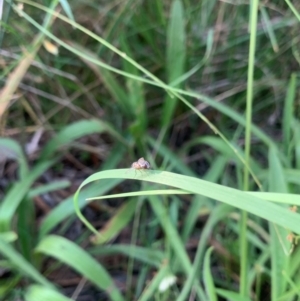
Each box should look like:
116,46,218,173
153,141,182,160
0,0,300,300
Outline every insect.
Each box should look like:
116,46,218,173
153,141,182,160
130,157,151,174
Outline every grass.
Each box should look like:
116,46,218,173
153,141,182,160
0,0,300,300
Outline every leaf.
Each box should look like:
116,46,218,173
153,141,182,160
0,161,54,232
0,138,28,178
161,0,186,128
40,119,126,159
25,285,73,301
203,247,217,301
89,244,164,268
283,73,297,157
268,146,290,300
59,0,75,22
0,238,52,288
216,288,252,301
36,235,125,301
73,169,300,235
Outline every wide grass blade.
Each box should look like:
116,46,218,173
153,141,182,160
28,180,70,198
90,244,164,268
25,285,73,301
0,238,53,288
36,235,126,301
73,169,300,235
166,0,186,85
0,231,17,242
268,146,290,300
40,119,126,159
162,0,186,128
0,138,28,178
0,161,54,232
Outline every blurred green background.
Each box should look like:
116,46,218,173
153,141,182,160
0,0,300,300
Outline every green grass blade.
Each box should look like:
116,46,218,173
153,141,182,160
281,270,300,300
203,247,217,301
91,199,139,244
90,244,164,268
178,204,233,301
137,264,170,301
162,0,186,128
0,138,28,178
28,180,70,198
248,192,300,204
269,147,288,193
87,190,190,202
0,275,21,299
268,146,290,300
0,161,54,232
294,120,300,169
241,0,259,295
182,155,228,242
25,285,73,301
0,238,53,288
120,35,147,139
0,232,18,242
285,0,300,22
260,6,279,52
74,170,300,236
283,74,296,158
167,0,186,84
36,235,126,301
41,119,126,159
59,0,74,22
216,289,252,301
17,197,35,263
148,195,207,300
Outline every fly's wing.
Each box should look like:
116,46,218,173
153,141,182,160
137,158,151,169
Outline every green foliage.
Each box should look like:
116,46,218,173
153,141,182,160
0,0,300,300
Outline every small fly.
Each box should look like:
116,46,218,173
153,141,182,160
129,157,151,175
